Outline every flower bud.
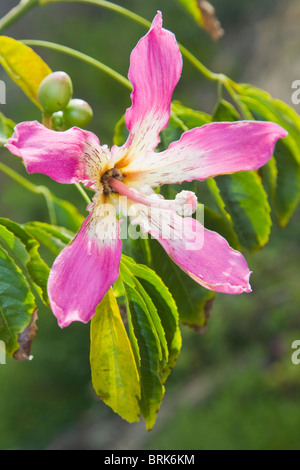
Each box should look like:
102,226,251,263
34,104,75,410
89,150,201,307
51,111,64,131
63,99,93,128
38,71,73,114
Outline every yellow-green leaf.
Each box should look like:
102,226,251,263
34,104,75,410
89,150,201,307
90,288,140,423
0,36,51,108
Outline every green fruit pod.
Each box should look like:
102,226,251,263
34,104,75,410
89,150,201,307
38,71,73,115
63,99,93,128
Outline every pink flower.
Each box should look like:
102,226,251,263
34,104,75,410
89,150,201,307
6,12,287,327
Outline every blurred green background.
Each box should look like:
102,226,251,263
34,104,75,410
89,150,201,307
0,0,300,450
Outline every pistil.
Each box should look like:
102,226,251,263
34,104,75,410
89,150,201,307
110,178,197,215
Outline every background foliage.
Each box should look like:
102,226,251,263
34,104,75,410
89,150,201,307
0,0,300,449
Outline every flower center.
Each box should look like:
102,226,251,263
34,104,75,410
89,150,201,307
101,168,124,194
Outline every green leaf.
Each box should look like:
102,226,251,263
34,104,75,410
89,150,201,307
203,205,241,251
236,83,300,226
211,97,272,252
0,218,50,306
121,266,167,367
119,256,182,428
0,112,15,146
212,171,272,252
237,84,300,158
121,279,164,430
25,221,74,256
113,113,127,147
0,226,37,358
0,36,52,108
272,139,300,227
121,255,182,384
149,240,215,330
159,112,187,151
52,195,84,232
90,288,140,423
172,101,211,129
213,99,240,122
158,101,211,154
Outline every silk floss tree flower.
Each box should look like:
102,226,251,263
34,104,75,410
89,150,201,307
6,12,287,328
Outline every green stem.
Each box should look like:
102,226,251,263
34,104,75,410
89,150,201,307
42,112,52,129
223,79,254,120
0,162,57,225
217,79,223,102
1,0,227,85
178,44,224,83
44,0,224,83
0,0,38,32
74,182,91,204
0,160,91,214
40,0,151,28
22,40,132,90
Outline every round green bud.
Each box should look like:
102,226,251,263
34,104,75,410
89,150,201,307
38,71,73,114
51,111,64,131
63,99,93,128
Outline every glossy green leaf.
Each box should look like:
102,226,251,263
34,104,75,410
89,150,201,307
237,84,300,156
159,101,211,154
203,205,241,251
113,113,127,147
213,171,271,252
0,36,51,108
172,100,211,129
120,262,167,368
272,139,300,227
236,83,300,227
121,255,182,383
52,195,84,232
25,221,74,256
213,99,240,122
0,225,37,358
121,280,164,430
149,240,215,330
211,98,272,252
0,218,50,306
90,288,140,423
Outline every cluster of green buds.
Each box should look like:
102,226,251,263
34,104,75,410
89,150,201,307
38,71,93,131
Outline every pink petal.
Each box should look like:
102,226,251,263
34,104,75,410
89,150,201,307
123,121,287,186
48,197,122,327
114,11,182,166
129,203,252,294
6,121,108,185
